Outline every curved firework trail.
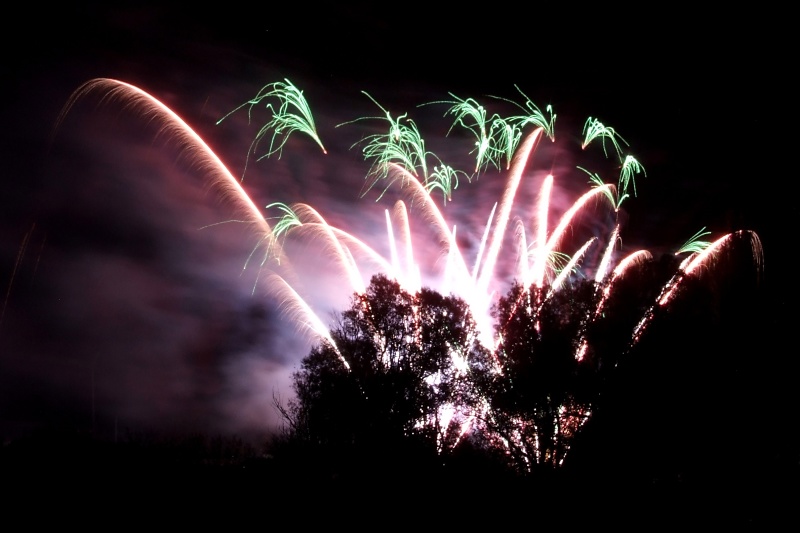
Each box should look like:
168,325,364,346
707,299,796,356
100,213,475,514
526,182,614,290
630,229,764,349
264,273,345,366
475,128,544,296
285,203,366,295
52,77,293,278
388,162,472,286
386,201,420,293
595,249,653,317
395,201,418,291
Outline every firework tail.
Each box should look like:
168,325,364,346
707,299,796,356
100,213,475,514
53,78,296,286
629,230,764,351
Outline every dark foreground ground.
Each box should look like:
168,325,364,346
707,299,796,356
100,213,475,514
2,426,797,528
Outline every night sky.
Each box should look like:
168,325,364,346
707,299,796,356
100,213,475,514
0,5,788,446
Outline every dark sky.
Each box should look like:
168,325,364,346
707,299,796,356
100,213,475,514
0,5,788,444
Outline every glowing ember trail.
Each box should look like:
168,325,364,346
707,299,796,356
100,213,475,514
265,274,346,368
630,230,763,348
530,183,613,288
596,249,653,317
475,128,543,296
55,78,282,263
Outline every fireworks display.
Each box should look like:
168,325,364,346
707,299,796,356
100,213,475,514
216,78,763,352
45,77,764,467
0,7,791,525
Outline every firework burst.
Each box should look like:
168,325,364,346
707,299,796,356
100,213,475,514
56,77,764,469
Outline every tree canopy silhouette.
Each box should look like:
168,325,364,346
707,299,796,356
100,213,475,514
271,235,767,485
272,270,656,479
273,274,491,480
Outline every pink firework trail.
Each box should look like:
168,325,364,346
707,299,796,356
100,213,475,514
630,230,764,348
55,79,277,249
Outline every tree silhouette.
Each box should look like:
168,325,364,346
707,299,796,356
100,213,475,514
273,273,656,480
272,236,769,487
273,274,491,481
471,280,597,473
463,273,656,475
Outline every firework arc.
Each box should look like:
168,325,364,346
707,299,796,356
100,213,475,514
475,128,543,297
53,78,294,275
630,229,764,349
56,77,764,469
